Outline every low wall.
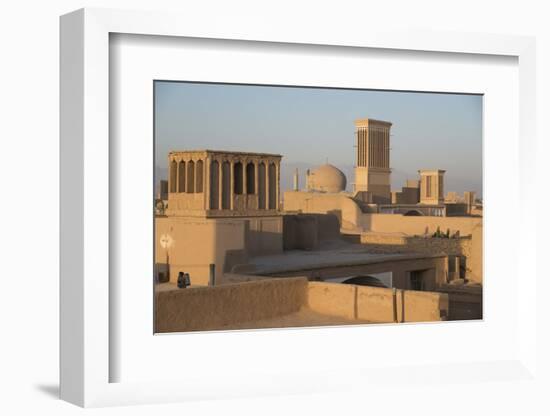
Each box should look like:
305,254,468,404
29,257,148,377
156,278,449,332
357,233,470,253
361,213,481,237
307,282,448,323
155,277,308,332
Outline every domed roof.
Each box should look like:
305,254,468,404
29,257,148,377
307,164,347,193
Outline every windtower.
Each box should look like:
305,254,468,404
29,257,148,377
354,118,392,204
419,169,445,205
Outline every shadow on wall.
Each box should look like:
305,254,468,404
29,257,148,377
360,212,372,231
210,218,284,278
225,227,288,272
282,213,341,251
403,210,423,216
437,284,483,320
155,277,309,332
224,249,249,273
326,209,342,228
155,262,170,283
244,228,284,256
226,220,286,272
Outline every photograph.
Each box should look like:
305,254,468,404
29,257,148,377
3,0,540,412
153,81,483,333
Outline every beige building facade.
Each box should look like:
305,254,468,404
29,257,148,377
419,169,446,205
391,179,421,204
156,150,285,285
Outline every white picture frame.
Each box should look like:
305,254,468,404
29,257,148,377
60,7,540,408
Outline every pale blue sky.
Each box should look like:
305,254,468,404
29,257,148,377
154,81,482,196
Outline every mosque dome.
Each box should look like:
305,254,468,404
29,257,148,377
307,164,347,193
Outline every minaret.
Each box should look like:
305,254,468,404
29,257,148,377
354,118,392,204
293,168,299,191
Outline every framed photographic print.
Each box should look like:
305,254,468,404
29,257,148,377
60,7,540,409
152,80,482,334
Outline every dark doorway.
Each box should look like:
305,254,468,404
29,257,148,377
409,270,425,290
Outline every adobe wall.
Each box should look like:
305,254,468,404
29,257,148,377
357,233,471,279
358,214,482,283
307,282,449,323
360,213,481,236
283,191,363,229
155,277,308,332
155,277,449,332
155,215,283,285
437,284,483,320
282,213,341,250
392,186,420,204
244,216,283,257
469,223,482,283
168,192,206,215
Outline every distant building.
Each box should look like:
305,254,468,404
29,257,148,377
392,179,420,204
354,118,392,204
419,169,446,205
464,191,476,214
445,191,459,203
154,180,169,215
282,117,482,283
156,150,284,285
157,179,168,200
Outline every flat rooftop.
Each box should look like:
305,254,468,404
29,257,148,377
169,149,282,158
249,240,444,275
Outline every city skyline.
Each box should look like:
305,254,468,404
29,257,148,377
154,83,484,333
155,81,483,196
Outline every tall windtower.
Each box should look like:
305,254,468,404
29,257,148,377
354,118,392,204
